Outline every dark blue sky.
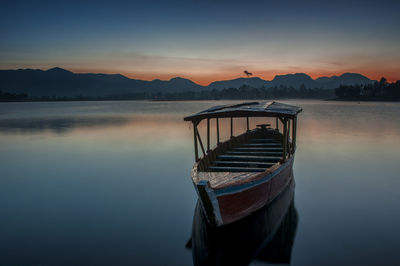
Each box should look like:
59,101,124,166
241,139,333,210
1,0,399,84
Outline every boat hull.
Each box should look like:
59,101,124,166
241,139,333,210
194,156,294,226
191,177,297,265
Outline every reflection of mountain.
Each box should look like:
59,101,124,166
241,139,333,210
0,117,131,134
189,177,298,266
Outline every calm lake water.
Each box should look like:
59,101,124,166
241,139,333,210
1,100,399,265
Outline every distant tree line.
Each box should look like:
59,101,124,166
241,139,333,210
151,85,334,100
0,91,28,101
2,79,400,102
335,78,400,100
0,85,334,102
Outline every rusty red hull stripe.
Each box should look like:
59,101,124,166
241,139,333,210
216,159,294,225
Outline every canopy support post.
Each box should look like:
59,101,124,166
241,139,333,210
193,122,199,161
292,117,297,153
230,117,233,138
196,127,206,157
276,117,279,130
207,118,210,152
278,117,285,134
282,118,287,161
216,118,220,145
287,119,291,157
246,117,250,131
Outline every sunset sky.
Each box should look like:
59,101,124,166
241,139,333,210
1,0,399,85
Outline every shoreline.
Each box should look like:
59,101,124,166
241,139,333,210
0,97,328,103
1,97,400,103
326,97,400,102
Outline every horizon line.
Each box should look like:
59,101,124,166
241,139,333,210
2,66,398,86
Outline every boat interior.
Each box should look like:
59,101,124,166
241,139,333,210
184,102,301,188
200,126,284,173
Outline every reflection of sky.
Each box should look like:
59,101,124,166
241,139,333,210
1,0,399,84
0,100,400,264
1,100,400,139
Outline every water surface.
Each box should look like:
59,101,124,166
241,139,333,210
1,100,399,265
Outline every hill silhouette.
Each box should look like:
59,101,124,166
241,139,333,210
0,67,375,97
209,73,374,90
0,68,204,97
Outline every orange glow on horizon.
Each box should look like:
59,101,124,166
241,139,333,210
122,71,400,85
70,68,399,86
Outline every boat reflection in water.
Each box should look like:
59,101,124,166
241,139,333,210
189,172,298,266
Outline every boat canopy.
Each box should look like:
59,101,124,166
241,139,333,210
184,101,302,122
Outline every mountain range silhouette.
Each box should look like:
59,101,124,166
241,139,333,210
0,67,375,97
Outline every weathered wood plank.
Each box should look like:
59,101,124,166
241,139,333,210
218,155,281,161
208,166,266,172
234,147,283,152
250,139,280,143
225,151,282,156
212,161,275,167
240,143,282,147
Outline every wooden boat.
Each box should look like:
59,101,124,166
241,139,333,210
184,101,302,226
190,177,298,265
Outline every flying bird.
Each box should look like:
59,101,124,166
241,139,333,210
244,70,253,78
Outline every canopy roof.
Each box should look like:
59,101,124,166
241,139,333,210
184,101,302,122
